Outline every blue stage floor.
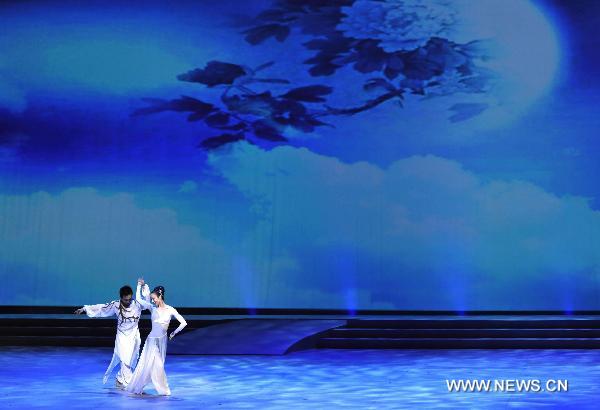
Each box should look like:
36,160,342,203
2,347,599,409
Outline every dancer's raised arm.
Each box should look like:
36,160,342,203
168,307,187,340
136,278,153,310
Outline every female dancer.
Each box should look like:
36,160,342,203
126,278,187,396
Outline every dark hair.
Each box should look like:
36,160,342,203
117,285,134,323
152,286,165,301
120,285,133,298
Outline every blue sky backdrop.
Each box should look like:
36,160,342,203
1,0,599,309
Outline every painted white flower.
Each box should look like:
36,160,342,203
337,0,458,52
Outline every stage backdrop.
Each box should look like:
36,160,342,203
1,0,599,310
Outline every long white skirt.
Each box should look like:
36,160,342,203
126,335,171,395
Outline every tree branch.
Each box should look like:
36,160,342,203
314,90,402,117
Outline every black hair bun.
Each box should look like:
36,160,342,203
152,286,166,299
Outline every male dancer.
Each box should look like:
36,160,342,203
75,282,151,388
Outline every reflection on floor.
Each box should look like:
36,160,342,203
2,346,598,409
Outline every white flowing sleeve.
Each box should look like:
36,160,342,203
83,301,118,318
141,284,151,300
170,307,187,336
136,283,153,310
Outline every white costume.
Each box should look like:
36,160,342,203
126,285,187,395
83,283,151,386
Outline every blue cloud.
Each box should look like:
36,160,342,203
209,143,600,309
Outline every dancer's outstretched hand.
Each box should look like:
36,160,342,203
74,307,85,315
169,332,175,341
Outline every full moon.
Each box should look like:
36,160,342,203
457,0,562,128
384,0,562,141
